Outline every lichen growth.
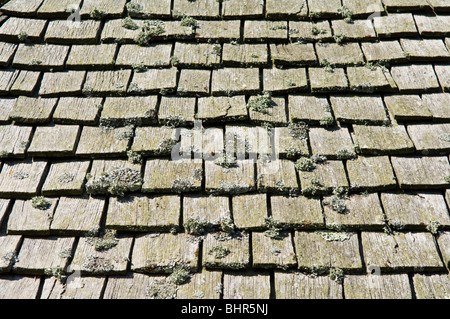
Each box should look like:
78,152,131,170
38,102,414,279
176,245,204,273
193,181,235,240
333,33,345,45
122,17,139,30
338,6,353,23
335,148,356,160
311,25,326,35
438,133,450,142
127,150,143,164
167,264,191,285
44,266,66,282
85,166,143,197
329,267,344,283
183,216,211,236
320,116,335,127
86,229,119,252
320,58,334,73
208,246,231,259
145,278,177,299
302,178,324,197
180,16,198,28
82,255,114,273
12,171,29,180
17,31,28,42
264,217,282,239
219,217,235,234
2,251,17,268
315,230,352,242
323,187,349,214
427,221,441,235
247,92,274,114
131,62,147,73
90,8,107,20
445,175,450,183
126,2,143,14
295,157,315,172
135,20,165,46
214,152,237,169
288,122,308,140
31,196,51,210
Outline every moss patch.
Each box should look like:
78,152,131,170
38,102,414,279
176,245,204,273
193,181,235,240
86,166,143,197
247,92,274,114
208,246,231,259
135,20,165,46
183,216,212,236
122,17,139,30
31,196,51,210
315,230,352,242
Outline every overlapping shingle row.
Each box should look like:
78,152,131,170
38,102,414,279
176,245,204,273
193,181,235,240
0,0,449,299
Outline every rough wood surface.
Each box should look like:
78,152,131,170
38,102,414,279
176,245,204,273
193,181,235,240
274,272,343,299
270,43,317,66
347,67,397,93
203,232,250,270
361,41,408,63
176,270,222,299
346,156,397,191
75,126,131,157
204,159,255,195
0,98,15,123
232,194,268,230
263,68,308,93
435,64,450,92
197,96,248,123
299,160,349,193
222,44,268,67
373,13,418,37
158,97,196,125
361,232,444,271
79,0,127,18
309,68,349,93
0,125,32,158
271,196,324,229
9,96,58,124
295,231,362,271
13,237,75,275
211,68,260,96
390,64,440,93
39,71,86,97
308,126,354,158
71,235,133,275
400,39,450,61
384,95,433,120
414,15,450,37
307,0,342,17
7,198,57,235
0,42,17,66
126,0,171,18
0,199,11,226
45,20,101,45
256,159,299,193
106,195,180,232
391,156,450,189
0,17,47,42
41,276,105,299
42,160,90,196
330,95,388,124
252,231,297,269
52,97,103,125
381,192,450,230
102,273,158,299
0,276,41,299
223,272,271,299
172,43,221,68
0,235,21,272
131,126,177,155
129,68,177,94
172,0,219,18
0,0,45,15
84,70,132,96
273,126,309,159
344,274,412,299
266,0,307,18
225,125,271,158
222,0,263,18
352,125,415,155
27,125,80,157
249,97,287,125
115,44,172,68
422,93,450,120
177,69,211,96
10,70,40,96
413,274,450,299
315,43,365,66
0,69,18,95
407,123,450,153
437,232,450,268
0,160,48,197
288,95,332,124
244,20,288,41
36,0,83,17
195,20,240,40
50,196,105,235
66,44,117,69
100,96,158,126
323,193,385,230
12,44,69,71
131,233,200,272
183,195,230,228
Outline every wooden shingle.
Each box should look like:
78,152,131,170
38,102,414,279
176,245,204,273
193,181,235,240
125,0,172,18
307,0,342,17
131,233,200,272
0,98,15,123
384,95,433,121
298,160,349,194
222,44,268,67
0,17,47,42
27,125,80,157
289,20,333,42
435,64,450,92
45,20,101,45
361,41,408,64
0,125,32,158
197,96,248,123
263,68,308,93
288,95,333,124
177,69,211,96
422,93,450,120
142,159,203,193
271,196,324,229
0,235,21,273
79,0,127,18
0,276,40,299
0,160,48,197
407,123,450,153
172,43,221,68
13,237,75,275
211,68,260,96
7,198,57,235
274,272,343,299
66,44,117,69
256,159,299,194
83,70,132,96
223,273,271,299
381,193,450,230
269,43,317,67
158,97,196,125
183,195,230,229
273,126,309,159
9,96,57,124
0,0,45,16
382,0,429,11
221,0,264,18
202,233,251,270
372,13,418,37
41,160,90,196
41,276,105,299
331,19,377,41
390,64,440,93
195,20,240,41
294,231,362,271
9,70,41,96
248,97,288,125
330,95,388,124
71,234,133,275
0,69,19,95
437,232,450,269
344,274,412,299
346,67,397,93
400,39,450,61
100,96,158,126
414,15,450,37
106,195,180,232
0,42,17,67
265,0,307,18
115,44,172,68
39,71,86,97
50,196,105,235
315,43,365,66
244,20,288,41
52,97,103,125
131,126,178,156
352,125,415,155
413,274,450,299
232,194,267,230
128,68,177,95
342,0,384,17
391,156,450,189
172,0,220,18
176,270,222,299
205,159,255,195
309,68,349,93
75,126,131,157
36,0,83,18
308,126,354,158
361,232,443,271
323,193,385,230
346,156,397,191
252,231,297,269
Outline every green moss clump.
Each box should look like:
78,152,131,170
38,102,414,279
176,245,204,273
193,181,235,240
17,31,28,42
295,157,315,172
168,264,191,285
320,116,335,127
135,20,165,46
90,8,107,20
311,25,326,35
127,150,143,164
427,221,441,235
220,217,235,234
31,196,51,210
180,16,198,28
247,92,274,114
264,217,282,239
86,229,119,252
333,33,345,45
44,266,67,282
183,216,211,236
302,178,324,197
315,230,351,242
126,2,143,14
57,172,75,184
86,166,143,197
288,122,308,139
208,246,231,259
335,148,356,160
320,58,334,73
329,267,344,283
122,17,138,30
131,62,147,72
338,6,353,23
145,279,177,299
